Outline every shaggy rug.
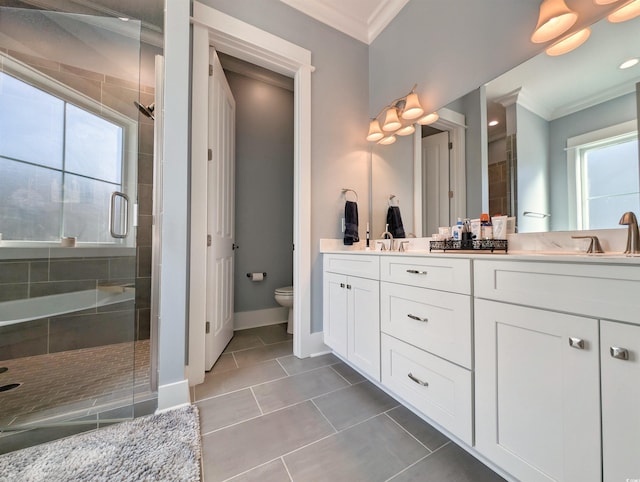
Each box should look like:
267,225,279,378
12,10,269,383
0,405,202,482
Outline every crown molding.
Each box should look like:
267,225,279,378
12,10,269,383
279,0,409,44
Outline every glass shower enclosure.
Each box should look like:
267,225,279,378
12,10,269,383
0,5,156,453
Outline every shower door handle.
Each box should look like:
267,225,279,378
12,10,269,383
109,191,130,239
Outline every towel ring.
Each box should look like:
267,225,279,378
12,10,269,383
342,188,358,202
388,195,399,207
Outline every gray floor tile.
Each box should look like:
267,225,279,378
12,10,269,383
201,401,334,482
228,458,291,481
210,353,237,374
233,341,293,368
195,360,287,400
284,414,429,482
253,366,349,414
197,389,261,434
249,324,293,345
388,442,507,482
330,362,366,384
277,353,340,376
223,332,264,354
386,405,450,451
312,381,399,430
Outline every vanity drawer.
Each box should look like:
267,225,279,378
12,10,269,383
474,260,640,324
324,254,380,279
380,256,471,294
381,282,472,368
381,333,473,445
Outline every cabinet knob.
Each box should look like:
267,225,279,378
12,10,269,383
610,346,629,360
340,283,345,288
346,284,352,290
406,269,428,275
407,372,429,387
569,337,585,349
407,314,428,323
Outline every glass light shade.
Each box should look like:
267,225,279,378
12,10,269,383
382,107,401,131
545,28,591,56
531,0,578,43
378,135,397,145
401,92,424,120
607,0,640,22
396,124,416,136
418,112,439,125
366,118,384,141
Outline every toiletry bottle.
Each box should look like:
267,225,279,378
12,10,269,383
480,213,493,240
366,223,370,248
452,218,463,241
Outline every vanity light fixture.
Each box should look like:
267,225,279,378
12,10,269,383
367,84,429,144
417,111,439,125
607,0,640,22
531,0,578,44
545,27,591,56
619,57,639,69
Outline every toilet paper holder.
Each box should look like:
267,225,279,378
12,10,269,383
247,272,267,279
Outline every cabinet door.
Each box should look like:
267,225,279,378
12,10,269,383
348,276,380,381
475,299,600,482
323,272,348,358
601,320,640,482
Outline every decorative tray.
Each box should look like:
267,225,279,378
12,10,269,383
429,239,508,253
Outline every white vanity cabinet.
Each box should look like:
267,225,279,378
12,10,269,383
323,254,380,381
380,256,474,445
474,259,640,482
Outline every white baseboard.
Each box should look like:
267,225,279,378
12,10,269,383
157,379,191,412
234,307,288,330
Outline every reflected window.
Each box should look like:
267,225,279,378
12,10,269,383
575,131,639,230
0,71,124,242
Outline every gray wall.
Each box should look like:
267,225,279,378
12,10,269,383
549,92,637,230
225,70,294,313
517,105,550,232
201,0,370,333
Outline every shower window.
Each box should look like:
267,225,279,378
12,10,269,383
0,62,133,244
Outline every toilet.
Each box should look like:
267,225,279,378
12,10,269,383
274,285,294,334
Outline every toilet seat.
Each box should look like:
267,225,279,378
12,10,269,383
275,286,293,295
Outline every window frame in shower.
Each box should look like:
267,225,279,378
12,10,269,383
0,52,138,248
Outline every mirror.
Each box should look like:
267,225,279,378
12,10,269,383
485,14,639,233
372,14,640,236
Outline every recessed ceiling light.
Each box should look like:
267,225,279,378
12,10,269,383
488,120,499,127
619,58,639,69
119,17,129,22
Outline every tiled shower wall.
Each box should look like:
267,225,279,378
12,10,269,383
0,255,136,361
0,49,157,358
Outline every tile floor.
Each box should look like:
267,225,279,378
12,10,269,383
196,324,507,482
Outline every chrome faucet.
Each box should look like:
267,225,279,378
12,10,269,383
380,224,394,251
619,211,640,254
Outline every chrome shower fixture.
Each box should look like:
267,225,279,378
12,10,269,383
134,101,155,120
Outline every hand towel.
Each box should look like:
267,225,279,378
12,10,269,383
386,205,405,238
343,201,359,245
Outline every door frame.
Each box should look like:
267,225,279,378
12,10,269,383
189,2,316,383
413,107,466,236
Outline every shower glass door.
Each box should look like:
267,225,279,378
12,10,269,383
0,5,153,452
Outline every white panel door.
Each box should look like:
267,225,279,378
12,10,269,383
205,48,235,370
323,272,348,359
422,131,450,236
475,299,601,482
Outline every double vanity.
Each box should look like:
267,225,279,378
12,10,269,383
321,240,640,482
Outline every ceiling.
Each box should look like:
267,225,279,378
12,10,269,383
279,0,409,44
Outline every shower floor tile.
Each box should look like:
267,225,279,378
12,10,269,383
0,340,151,429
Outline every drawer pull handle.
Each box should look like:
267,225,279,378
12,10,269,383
610,346,629,360
406,269,428,275
407,314,428,323
569,337,584,349
408,373,429,387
